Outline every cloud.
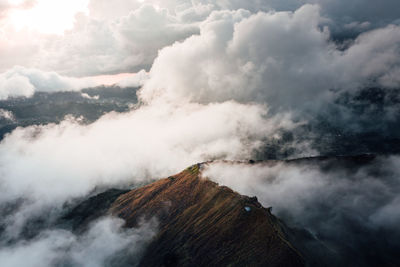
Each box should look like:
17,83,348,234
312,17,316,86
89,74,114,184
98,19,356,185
141,5,400,114
40,3,199,76
140,5,330,108
311,0,400,27
0,2,200,76
215,0,400,28
0,66,149,99
112,4,199,70
0,66,95,99
116,70,148,88
89,0,399,27
336,25,400,89
1,1,399,76
0,0,35,19
80,92,99,100
0,216,157,267
0,1,10,18
0,108,15,121
88,0,140,20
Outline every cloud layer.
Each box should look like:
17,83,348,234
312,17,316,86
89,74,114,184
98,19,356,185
0,99,295,240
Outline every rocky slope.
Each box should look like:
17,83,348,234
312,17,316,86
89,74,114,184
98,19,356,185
110,164,305,267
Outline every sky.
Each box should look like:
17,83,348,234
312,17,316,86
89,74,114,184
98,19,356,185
0,0,399,266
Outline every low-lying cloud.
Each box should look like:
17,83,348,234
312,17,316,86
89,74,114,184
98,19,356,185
0,108,15,121
0,66,148,100
0,66,98,99
0,216,157,267
0,99,295,237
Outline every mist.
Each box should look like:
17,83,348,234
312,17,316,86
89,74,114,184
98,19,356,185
0,216,157,267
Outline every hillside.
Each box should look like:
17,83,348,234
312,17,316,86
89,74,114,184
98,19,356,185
110,164,305,267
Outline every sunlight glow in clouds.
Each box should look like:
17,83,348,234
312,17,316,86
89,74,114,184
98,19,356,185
7,0,89,34
7,0,26,5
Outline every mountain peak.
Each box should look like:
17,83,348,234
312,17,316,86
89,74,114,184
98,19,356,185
110,163,305,267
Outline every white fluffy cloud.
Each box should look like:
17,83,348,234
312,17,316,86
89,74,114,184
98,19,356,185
141,5,329,107
116,69,148,88
0,2,200,76
0,108,15,121
141,5,400,112
40,3,199,76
